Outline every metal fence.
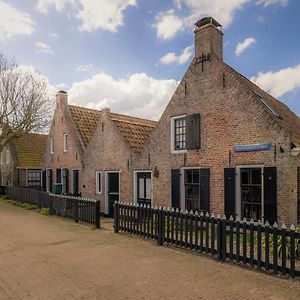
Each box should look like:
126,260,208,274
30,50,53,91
4,186,100,228
114,202,300,279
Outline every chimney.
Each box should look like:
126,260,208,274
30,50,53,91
194,17,223,60
56,90,68,108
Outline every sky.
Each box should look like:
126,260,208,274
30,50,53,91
1,0,300,120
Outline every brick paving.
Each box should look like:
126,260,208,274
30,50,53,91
0,201,299,300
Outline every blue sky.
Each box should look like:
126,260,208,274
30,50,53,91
1,0,300,120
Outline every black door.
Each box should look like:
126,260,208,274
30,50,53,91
107,172,120,217
137,172,151,206
72,170,79,196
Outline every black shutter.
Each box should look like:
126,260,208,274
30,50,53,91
264,167,277,224
171,169,181,209
224,168,236,218
42,170,46,191
200,168,210,212
297,167,300,224
186,113,200,150
49,169,53,193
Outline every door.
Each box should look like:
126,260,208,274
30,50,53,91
136,172,151,206
107,172,120,217
72,170,79,195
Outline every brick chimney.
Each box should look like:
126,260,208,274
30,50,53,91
194,17,223,60
56,91,68,108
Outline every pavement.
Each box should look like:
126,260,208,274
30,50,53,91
0,200,299,300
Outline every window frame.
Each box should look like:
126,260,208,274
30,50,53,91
170,114,187,154
26,170,42,188
63,133,68,152
50,138,54,154
96,171,102,194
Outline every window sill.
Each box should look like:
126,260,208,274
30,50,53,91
171,149,187,154
96,192,102,195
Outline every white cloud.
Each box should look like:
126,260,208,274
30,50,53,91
48,31,59,39
68,72,178,120
75,63,99,75
251,64,300,98
36,0,136,32
256,0,288,6
35,42,54,55
36,0,76,14
153,10,184,40
159,45,193,65
235,37,256,56
153,0,250,40
0,0,35,42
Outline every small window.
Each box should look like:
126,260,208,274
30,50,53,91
6,150,9,164
253,92,280,117
96,171,102,193
27,171,42,187
171,115,186,153
50,138,54,154
63,134,68,152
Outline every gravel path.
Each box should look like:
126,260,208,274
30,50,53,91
0,201,299,300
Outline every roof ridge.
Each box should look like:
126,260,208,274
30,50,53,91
110,112,157,123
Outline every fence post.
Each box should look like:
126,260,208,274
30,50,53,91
49,195,54,215
73,199,79,223
157,207,165,246
114,201,119,233
95,200,100,229
217,215,226,261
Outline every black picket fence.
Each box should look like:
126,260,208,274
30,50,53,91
4,186,100,228
114,202,300,279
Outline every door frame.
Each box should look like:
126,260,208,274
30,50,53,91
133,170,153,205
105,171,121,215
71,168,79,194
235,165,264,221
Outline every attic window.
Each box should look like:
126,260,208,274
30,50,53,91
253,92,280,117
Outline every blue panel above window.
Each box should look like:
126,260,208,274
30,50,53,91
233,143,272,152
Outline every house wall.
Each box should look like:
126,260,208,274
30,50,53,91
43,92,82,193
80,109,133,213
132,53,296,224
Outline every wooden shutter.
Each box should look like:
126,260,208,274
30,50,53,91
264,167,277,224
297,167,300,224
224,168,236,218
200,168,210,212
171,169,181,209
186,113,201,150
42,170,46,191
49,169,53,193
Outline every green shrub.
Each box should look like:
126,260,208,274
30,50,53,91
20,203,38,210
40,207,50,215
0,195,10,201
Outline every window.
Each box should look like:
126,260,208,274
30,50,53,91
171,115,186,153
96,171,102,193
185,169,200,211
50,138,54,154
63,134,68,152
27,171,42,187
253,92,280,117
240,168,262,221
6,150,9,164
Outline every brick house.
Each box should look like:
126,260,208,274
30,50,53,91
0,133,47,189
132,17,300,225
43,91,102,195
80,108,156,217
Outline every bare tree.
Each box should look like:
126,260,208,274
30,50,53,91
0,52,53,151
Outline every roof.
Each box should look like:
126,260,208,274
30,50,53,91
110,113,157,153
225,63,300,141
12,133,47,168
68,105,102,147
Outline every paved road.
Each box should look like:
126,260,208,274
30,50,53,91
0,201,299,300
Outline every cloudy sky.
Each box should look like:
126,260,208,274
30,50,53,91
1,0,300,120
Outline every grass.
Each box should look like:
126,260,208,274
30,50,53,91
0,194,50,216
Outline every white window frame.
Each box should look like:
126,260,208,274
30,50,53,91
96,171,102,194
170,114,187,154
0,152,3,165
6,150,9,164
63,134,68,152
133,170,153,205
50,138,54,154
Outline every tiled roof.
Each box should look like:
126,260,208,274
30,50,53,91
68,105,102,147
110,113,157,152
12,133,47,168
226,64,300,141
